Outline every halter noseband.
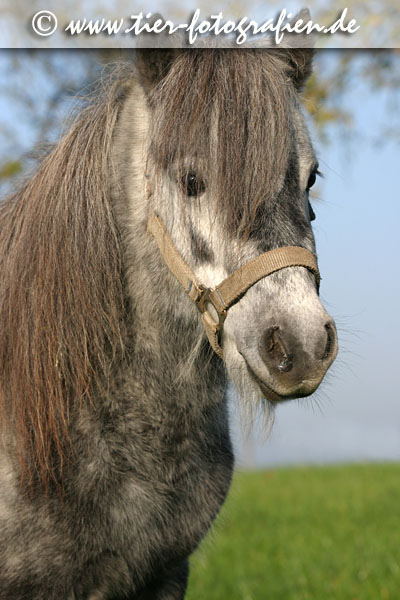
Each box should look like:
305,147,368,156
147,212,320,359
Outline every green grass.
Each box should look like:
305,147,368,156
186,463,400,600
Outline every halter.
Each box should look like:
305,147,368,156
147,212,320,359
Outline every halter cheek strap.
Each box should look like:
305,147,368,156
147,212,320,359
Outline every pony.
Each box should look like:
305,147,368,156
0,48,338,599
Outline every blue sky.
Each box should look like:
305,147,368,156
236,57,400,467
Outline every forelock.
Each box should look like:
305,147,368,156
148,49,299,238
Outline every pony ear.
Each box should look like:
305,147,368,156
136,48,181,93
136,14,183,93
274,9,314,91
285,47,314,91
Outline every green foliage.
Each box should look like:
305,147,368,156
187,464,400,600
301,51,400,144
0,160,22,179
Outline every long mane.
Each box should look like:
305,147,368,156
0,67,132,490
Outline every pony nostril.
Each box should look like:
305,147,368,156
277,355,294,373
264,327,293,373
322,322,336,361
261,320,337,383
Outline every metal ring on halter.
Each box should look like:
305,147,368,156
196,286,227,334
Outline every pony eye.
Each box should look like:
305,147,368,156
181,173,205,198
307,171,317,191
307,167,322,192
308,201,316,222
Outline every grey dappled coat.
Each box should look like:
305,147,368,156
0,48,337,599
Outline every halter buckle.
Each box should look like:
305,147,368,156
195,286,227,332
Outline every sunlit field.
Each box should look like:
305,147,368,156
187,463,400,600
